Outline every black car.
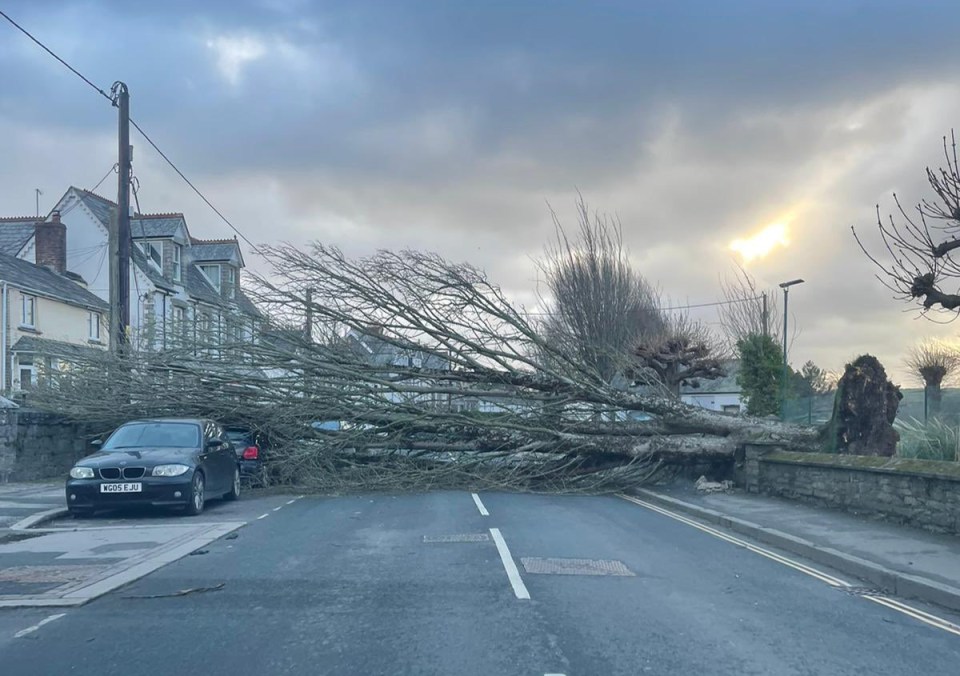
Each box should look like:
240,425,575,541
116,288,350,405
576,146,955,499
66,418,241,517
225,426,266,485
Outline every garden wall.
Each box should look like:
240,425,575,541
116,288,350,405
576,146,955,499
0,409,93,482
739,445,960,534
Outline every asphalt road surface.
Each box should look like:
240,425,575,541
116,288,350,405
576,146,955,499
1,491,959,675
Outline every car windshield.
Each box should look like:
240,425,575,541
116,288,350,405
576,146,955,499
102,422,200,450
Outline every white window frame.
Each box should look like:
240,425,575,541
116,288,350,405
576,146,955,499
172,244,182,282
20,294,35,328
199,264,221,292
88,311,101,341
225,266,236,299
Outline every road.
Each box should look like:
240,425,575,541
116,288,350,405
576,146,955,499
1,491,959,675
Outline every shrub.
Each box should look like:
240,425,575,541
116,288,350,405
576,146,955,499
895,417,959,461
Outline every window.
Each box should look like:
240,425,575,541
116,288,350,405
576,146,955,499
199,264,221,292
172,244,182,282
225,266,236,299
20,295,35,328
19,367,34,390
140,241,162,269
88,311,101,341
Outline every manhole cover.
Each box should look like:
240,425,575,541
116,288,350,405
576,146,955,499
521,557,635,576
422,533,490,543
839,586,888,598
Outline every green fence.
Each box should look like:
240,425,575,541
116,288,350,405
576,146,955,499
781,388,960,427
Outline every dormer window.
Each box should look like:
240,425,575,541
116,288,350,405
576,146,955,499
225,266,236,299
140,241,162,269
199,264,221,292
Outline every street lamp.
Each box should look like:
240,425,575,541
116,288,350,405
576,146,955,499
779,279,804,420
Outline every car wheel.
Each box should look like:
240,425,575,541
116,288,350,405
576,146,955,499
225,467,240,501
185,471,205,516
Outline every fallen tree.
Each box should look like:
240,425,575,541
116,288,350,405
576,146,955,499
31,239,819,492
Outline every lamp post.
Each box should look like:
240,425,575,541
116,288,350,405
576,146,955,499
779,278,804,420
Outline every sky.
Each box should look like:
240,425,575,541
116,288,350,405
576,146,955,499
2,0,960,384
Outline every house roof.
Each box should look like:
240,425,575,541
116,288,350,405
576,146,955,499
10,335,105,361
0,219,36,257
64,187,259,317
190,238,243,265
680,359,741,395
75,188,115,226
131,213,187,239
0,252,108,310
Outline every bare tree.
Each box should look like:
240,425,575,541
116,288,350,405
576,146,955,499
633,313,726,397
905,339,960,419
854,131,960,315
717,263,781,349
537,196,665,383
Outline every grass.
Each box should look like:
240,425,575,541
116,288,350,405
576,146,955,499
895,417,960,462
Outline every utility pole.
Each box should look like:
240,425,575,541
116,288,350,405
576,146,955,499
110,82,131,353
761,292,768,337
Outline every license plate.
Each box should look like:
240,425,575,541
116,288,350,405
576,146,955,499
100,482,142,493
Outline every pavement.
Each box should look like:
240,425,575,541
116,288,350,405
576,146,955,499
0,481,298,607
0,490,958,675
632,484,960,612
0,482,64,536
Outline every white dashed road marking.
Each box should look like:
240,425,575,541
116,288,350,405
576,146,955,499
489,528,530,600
14,613,66,638
257,513,269,520
273,506,283,511
471,493,489,516
286,499,296,505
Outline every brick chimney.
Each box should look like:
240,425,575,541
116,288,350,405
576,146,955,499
35,210,67,274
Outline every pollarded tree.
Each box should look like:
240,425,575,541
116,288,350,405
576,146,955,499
633,313,726,397
854,131,960,315
905,339,960,419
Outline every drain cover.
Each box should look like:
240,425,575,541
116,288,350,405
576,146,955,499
422,533,490,543
520,557,635,576
839,586,888,598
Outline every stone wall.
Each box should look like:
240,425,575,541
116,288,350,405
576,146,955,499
745,448,960,534
0,409,93,482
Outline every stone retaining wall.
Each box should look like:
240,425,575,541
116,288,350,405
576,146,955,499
0,409,93,482
742,446,960,534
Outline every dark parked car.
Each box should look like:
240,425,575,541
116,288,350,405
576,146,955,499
225,426,266,484
65,418,241,517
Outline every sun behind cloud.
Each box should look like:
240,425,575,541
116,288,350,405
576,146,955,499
730,222,790,262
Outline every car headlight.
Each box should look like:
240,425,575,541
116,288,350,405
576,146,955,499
152,464,191,477
69,466,95,479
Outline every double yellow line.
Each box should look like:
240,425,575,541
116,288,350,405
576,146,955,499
618,493,960,638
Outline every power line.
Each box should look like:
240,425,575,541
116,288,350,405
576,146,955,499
129,119,264,255
0,9,112,103
1,9,263,256
524,295,765,317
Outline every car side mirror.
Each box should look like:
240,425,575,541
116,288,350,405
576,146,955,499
91,439,103,449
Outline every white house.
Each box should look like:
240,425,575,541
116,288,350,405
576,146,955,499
680,359,744,414
1,187,261,355
0,213,108,390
